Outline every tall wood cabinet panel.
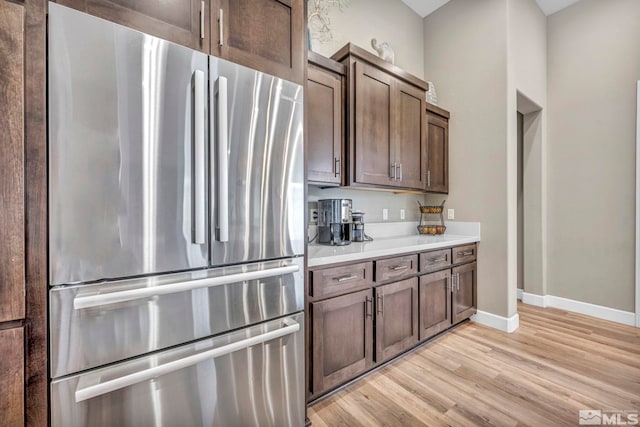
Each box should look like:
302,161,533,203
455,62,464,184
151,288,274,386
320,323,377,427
213,0,305,83
452,262,477,324
0,0,26,324
374,277,419,363
395,80,427,190
419,270,451,340
56,0,209,52
310,289,373,396
426,104,449,193
0,327,24,427
353,61,395,187
307,53,345,185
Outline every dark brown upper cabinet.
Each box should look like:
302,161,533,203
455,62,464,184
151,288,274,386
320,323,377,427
55,0,306,83
212,0,305,84
426,103,450,193
306,52,345,186
56,0,210,52
332,43,429,192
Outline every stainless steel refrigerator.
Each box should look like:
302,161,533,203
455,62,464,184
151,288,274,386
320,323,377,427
47,3,305,426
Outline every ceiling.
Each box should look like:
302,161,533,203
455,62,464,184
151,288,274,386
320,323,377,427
401,0,583,18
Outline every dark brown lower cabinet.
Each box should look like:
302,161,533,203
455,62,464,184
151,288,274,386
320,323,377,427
452,262,477,324
0,327,24,427
375,278,418,363
310,289,373,396
419,270,452,341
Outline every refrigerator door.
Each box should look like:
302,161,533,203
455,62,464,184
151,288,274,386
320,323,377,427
50,257,303,378
209,58,305,266
51,313,305,427
48,3,209,285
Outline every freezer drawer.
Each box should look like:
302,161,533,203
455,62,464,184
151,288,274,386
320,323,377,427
51,313,305,427
50,258,303,378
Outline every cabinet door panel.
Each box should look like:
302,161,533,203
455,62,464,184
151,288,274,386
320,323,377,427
353,62,395,187
0,0,25,323
375,278,418,363
0,327,24,427
426,112,448,193
452,262,477,324
215,0,304,84
395,80,426,190
419,270,451,341
307,65,343,185
57,0,208,52
311,290,373,396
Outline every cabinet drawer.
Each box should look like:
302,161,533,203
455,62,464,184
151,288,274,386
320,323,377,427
419,249,451,273
310,262,374,299
375,255,417,283
452,244,477,264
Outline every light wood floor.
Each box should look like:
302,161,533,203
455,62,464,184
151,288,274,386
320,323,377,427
308,303,640,426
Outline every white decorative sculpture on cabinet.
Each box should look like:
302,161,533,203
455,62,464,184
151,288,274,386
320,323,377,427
371,38,395,64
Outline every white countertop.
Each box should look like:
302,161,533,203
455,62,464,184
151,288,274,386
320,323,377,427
308,232,480,267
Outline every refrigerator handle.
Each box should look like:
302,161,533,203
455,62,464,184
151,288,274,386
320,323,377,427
193,70,206,245
74,317,300,403
215,75,229,242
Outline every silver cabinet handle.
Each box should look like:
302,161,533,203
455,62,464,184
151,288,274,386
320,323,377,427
333,274,359,283
390,265,410,271
218,8,224,46
74,317,300,402
377,294,384,315
199,1,205,39
447,274,453,291
456,273,460,291
365,296,373,318
427,170,431,187
73,264,299,310
390,162,396,179
215,76,229,242
334,157,341,176
193,70,206,244
459,250,474,256
428,256,447,263
399,163,403,181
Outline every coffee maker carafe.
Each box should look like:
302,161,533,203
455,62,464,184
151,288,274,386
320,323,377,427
318,199,352,245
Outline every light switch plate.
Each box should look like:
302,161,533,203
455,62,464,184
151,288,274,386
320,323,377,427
382,208,389,221
447,209,455,220
400,209,405,220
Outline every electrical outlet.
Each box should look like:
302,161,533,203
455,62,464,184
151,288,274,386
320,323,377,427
382,208,389,221
448,209,455,220
400,209,405,220
309,208,318,225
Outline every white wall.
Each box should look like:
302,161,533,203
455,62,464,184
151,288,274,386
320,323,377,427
547,0,640,312
309,0,425,78
423,0,511,318
507,0,547,301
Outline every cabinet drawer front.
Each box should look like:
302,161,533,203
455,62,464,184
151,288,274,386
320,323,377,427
375,255,417,282
452,244,477,264
311,262,373,299
419,249,451,273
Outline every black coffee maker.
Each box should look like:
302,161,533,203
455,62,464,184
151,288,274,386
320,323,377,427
317,199,352,245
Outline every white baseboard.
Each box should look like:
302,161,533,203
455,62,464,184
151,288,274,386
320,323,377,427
522,292,549,308
517,288,523,300
471,310,520,333
520,293,635,327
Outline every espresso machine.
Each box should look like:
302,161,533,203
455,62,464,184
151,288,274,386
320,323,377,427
318,199,352,245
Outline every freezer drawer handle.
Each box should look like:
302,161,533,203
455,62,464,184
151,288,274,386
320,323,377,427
74,317,300,403
73,264,299,310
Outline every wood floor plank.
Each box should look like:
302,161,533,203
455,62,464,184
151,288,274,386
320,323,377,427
309,303,640,426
